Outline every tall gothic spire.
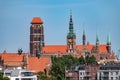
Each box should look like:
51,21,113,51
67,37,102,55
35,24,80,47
106,33,111,53
67,10,76,38
69,10,74,34
67,10,76,53
82,29,86,45
96,33,99,45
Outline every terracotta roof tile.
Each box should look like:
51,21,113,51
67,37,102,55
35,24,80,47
28,56,51,73
1,53,24,62
4,62,23,66
42,44,108,53
99,45,108,53
0,52,51,73
42,45,67,53
31,17,43,24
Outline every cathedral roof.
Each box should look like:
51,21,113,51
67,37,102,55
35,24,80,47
42,44,108,53
42,45,67,53
31,17,43,24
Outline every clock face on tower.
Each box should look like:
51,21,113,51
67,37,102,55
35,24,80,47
68,39,72,43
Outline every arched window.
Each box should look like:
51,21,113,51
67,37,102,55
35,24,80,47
38,29,41,33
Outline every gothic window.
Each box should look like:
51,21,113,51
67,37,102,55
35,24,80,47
34,29,37,33
38,29,41,33
36,25,38,28
34,37,37,41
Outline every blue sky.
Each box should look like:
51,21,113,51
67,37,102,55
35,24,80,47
0,0,120,57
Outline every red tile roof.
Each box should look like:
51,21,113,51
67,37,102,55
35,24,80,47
28,56,51,73
42,44,108,53
0,52,24,62
42,45,67,53
0,51,51,73
31,17,43,24
99,45,108,53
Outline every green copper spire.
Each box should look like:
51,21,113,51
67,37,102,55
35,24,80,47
83,29,86,45
67,10,76,38
69,10,73,33
107,33,111,44
96,33,99,45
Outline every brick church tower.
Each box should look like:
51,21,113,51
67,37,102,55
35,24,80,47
30,17,44,56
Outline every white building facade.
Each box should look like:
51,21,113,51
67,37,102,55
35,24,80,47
97,64,120,80
4,68,37,80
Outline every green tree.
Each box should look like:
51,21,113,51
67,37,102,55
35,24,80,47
0,72,3,80
89,55,97,65
3,77,10,80
109,61,115,64
49,62,64,79
50,55,97,79
79,56,85,64
38,72,49,80
50,55,79,80
85,55,90,64
85,55,97,65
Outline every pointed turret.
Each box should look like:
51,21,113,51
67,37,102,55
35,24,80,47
107,34,111,45
106,34,111,53
82,29,86,45
96,33,99,45
95,33,99,53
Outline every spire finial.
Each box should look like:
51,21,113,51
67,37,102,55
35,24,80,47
70,9,72,22
82,28,86,45
70,9,72,17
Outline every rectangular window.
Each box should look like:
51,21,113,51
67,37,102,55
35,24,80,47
116,77,118,80
111,72,113,75
116,72,118,75
16,78,19,80
34,29,37,33
80,72,82,75
111,77,113,80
